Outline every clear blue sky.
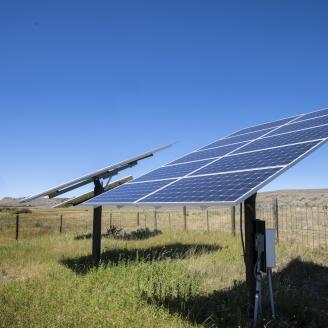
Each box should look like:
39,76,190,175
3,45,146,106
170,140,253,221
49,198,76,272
1,1,328,198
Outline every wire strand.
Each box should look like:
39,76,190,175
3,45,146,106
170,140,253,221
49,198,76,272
240,202,246,266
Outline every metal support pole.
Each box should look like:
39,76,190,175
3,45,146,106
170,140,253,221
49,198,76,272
92,178,104,264
253,229,265,327
231,206,236,236
253,254,263,327
244,193,257,315
15,214,19,240
267,268,275,318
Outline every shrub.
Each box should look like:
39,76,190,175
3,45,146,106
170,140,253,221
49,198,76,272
11,208,32,215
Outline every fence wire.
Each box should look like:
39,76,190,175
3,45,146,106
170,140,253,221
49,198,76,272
1,200,328,249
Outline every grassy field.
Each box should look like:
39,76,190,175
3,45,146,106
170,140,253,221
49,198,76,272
1,230,328,327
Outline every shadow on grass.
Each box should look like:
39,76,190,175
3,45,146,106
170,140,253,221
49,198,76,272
61,243,221,275
74,228,162,241
74,233,93,240
142,258,328,327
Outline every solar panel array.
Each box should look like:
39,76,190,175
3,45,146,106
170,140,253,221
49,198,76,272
84,108,328,206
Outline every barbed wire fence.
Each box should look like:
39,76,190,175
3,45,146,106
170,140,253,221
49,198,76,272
1,198,328,249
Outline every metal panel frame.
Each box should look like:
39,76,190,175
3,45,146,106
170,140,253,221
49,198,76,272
53,176,133,208
21,144,171,202
82,108,328,208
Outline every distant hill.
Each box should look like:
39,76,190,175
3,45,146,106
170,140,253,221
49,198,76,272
0,197,69,208
258,189,328,207
1,189,328,209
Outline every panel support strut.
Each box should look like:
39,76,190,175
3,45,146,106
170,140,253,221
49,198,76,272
92,178,104,264
244,193,257,315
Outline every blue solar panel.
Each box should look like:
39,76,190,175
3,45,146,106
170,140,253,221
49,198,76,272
293,108,328,122
200,128,274,150
228,116,297,137
237,125,328,153
193,141,320,175
169,142,248,165
267,116,328,136
84,108,328,206
133,159,212,182
86,180,173,204
140,168,281,203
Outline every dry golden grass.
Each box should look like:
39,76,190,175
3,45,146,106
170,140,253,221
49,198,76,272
1,230,328,327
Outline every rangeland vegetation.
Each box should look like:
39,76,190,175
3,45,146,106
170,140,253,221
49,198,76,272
1,228,328,327
1,191,328,327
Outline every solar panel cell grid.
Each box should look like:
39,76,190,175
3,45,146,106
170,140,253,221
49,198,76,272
228,116,298,137
267,115,328,136
200,128,273,150
293,108,328,122
140,168,281,203
193,141,320,175
88,180,173,204
133,159,213,182
237,125,328,153
168,142,248,165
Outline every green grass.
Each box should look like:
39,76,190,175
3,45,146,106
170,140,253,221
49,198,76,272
0,231,328,327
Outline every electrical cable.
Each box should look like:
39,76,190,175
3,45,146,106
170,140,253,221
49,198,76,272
240,202,246,266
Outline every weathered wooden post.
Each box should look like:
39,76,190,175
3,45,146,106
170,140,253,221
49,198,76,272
201,206,209,232
59,215,63,233
153,209,158,230
85,215,88,233
15,214,19,240
144,210,147,228
206,209,210,232
244,193,257,314
137,212,140,226
183,206,187,231
168,212,171,229
231,206,236,236
272,197,279,243
109,211,113,228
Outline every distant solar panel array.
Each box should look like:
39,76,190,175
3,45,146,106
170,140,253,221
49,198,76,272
84,108,328,206
21,144,171,203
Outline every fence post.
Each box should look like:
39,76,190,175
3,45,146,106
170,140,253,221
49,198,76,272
15,214,19,240
272,197,279,243
206,210,210,232
85,215,88,233
59,215,63,233
153,209,157,230
183,206,187,231
109,211,113,228
230,206,236,236
137,212,140,226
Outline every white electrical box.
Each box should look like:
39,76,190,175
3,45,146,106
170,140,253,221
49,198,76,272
265,229,276,268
